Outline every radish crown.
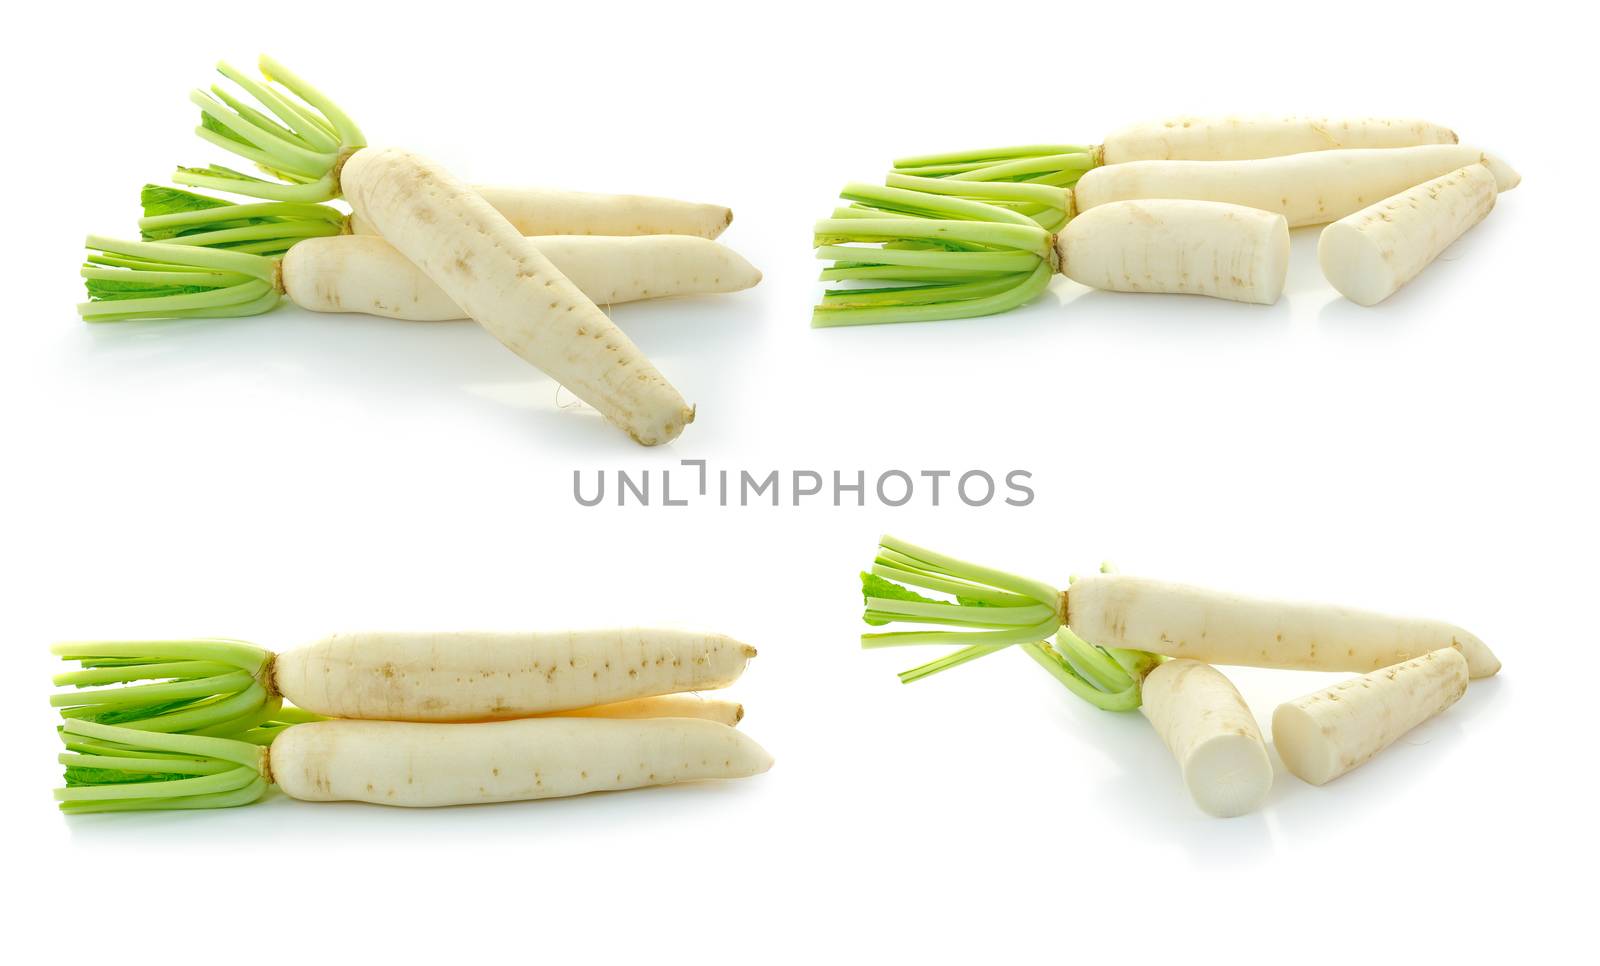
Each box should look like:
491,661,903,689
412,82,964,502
176,56,365,202
56,719,268,813
861,536,1158,711
51,639,280,734
893,144,1100,187
812,182,1060,327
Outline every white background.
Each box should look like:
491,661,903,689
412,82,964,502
3,1,1594,960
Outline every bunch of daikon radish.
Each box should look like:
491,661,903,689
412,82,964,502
860,536,1496,818
49,630,772,812
815,116,1516,325
77,58,762,446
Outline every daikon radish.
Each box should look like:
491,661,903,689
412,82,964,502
349,185,731,239
271,717,771,806
1099,115,1458,165
1055,200,1288,304
169,56,692,444
1073,144,1519,228
1273,648,1468,785
857,536,1500,685
50,630,757,732
53,716,772,812
1065,574,1500,678
1140,660,1273,817
284,233,761,319
538,693,744,727
1319,163,1497,305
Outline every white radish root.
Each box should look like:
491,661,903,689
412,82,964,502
269,717,773,807
1100,115,1458,165
283,234,761,321
1066,574,1500,678
1319,163,1497,306
339,147,693,445
1140,659,1273,817
538,693,744,727
1273,648,1468,785
272,629,757,722
1054,200,1289,304
1074,144,1519,228
350,186,733,240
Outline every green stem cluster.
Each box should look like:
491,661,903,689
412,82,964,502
50,641,329,811
56,719,267,813
176,56,365,202
812,182,1062,327
78,236,281,322
860,536,1159,711
140,184,346,254
78,186,348,321
51,639,277,734
893,144,1100,188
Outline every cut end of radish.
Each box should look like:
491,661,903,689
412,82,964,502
1271,702,1339,786
1318,221,1394,306
1184,732,1274,817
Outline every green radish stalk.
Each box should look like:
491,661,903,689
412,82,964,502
1139,660,1273,817
168,56,692,445
51,630,757,730
537,693,745,727
1272,648,1469,786
285,234,761,319
891,116,1460,189
1073,144,1519,228
53,716,772,812
1319,163,1497,306
347,185,732,239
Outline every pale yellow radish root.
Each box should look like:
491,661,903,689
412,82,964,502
1054,200,1289,304
1065,574,1500,678
272,629,757,722
340,147,693,445
349,186,732,239
1273,648,1468,786
538,693,744,727
1100,115,1458,165
1074,144,1519,228
1319,163,1498,306
269,717,773,807
1140,659,1273,817
283,234,761,321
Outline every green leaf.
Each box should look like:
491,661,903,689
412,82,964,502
72,699,197,725
65,767,189,787
85,278,218,301
200,111,255,148
140,184,232,218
